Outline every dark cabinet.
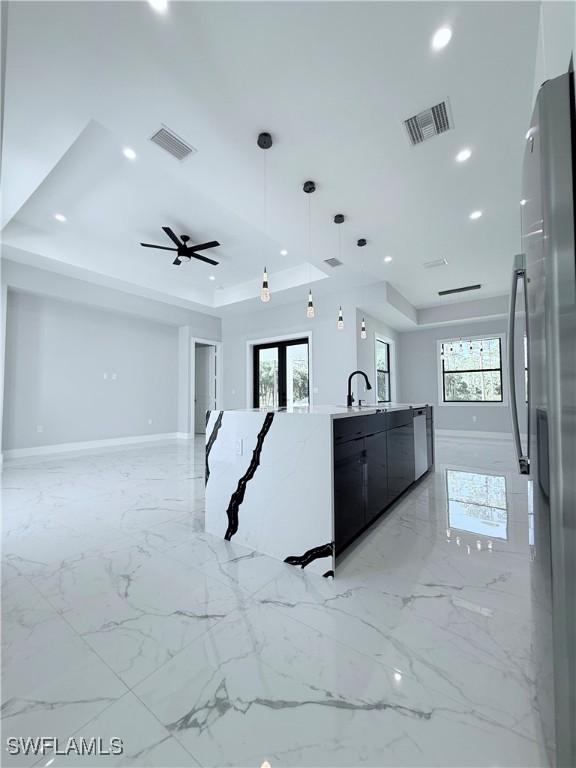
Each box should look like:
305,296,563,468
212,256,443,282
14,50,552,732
334,408,430,555
334,437,366,553
366,431,389,522
387,424,415,500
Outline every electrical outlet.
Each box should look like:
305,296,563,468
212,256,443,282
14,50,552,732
148,418,153,425
112,373,117,380
36,425,44,433
103,372,108,380
472,415,477,423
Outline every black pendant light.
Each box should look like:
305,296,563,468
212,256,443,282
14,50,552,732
258,132,272,302
303,181,316,318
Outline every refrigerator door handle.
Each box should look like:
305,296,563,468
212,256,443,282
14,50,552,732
508,253,530,474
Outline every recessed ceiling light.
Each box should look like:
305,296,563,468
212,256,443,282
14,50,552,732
148,0,168,13
456,148,472,163
384,255,393,263
432,26,452,51
469,210,483,220
280,249,288,256
122,147,137,160
520,199,527,206
53,213,67,222
209,275,216,281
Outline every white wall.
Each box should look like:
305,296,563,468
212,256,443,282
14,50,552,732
532,1,575,104
355,309,398,404
397,317,527,434
1,260,223,452
222,294,358,409
3,290,179,450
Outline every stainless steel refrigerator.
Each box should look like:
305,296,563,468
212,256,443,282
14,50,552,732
509,70,576,768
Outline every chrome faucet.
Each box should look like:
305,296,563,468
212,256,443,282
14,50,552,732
347,370,372,407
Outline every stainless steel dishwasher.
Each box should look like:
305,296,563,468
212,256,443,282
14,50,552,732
413,408,428,480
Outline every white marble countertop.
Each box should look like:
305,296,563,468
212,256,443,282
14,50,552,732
224,403,431,419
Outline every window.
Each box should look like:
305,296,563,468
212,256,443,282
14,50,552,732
446,470,508,540
253,338,309,408
376,339,391,403
440,336,503,403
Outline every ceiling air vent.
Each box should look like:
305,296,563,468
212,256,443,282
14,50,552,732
324,257,343,268
423,257,448,269
150,126,196,161
404,101,453,146
438,284,481,296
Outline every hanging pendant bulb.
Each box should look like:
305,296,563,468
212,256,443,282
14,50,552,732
303,181,317,319
260,267,270,303
337,306,344,330
306,289,315,318
257,132,273,303
360,318,367,340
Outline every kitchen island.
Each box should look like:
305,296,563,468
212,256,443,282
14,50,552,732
205,404,433,577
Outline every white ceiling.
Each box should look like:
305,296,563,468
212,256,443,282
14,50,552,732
1,1,540,315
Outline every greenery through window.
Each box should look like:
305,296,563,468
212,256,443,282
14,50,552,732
253,339,309,409
446,470,508,540
440,337,503,402
376,339,391,403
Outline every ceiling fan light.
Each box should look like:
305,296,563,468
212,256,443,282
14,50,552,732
260,267,270,303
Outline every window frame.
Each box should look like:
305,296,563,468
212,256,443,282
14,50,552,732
375,337,392,403
436,333,508,407
252,337,310,409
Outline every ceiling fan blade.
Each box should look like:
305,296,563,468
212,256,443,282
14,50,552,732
173,257,182,266
162,226,183,247
190,252,219,266
140,243,178,251
189,240,220,253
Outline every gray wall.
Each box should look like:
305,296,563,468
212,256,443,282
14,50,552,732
355,308,398,404
397,317,527,433
222,294,358,409
3,290,180,450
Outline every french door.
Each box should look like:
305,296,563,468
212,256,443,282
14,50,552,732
253,338,309,408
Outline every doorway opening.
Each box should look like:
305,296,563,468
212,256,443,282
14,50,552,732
194,342,217,434
252,338,309,408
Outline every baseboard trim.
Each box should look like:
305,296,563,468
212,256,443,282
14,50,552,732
2,432,190,461
435,428,527,441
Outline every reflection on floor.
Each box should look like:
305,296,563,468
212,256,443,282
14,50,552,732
1,436,546,767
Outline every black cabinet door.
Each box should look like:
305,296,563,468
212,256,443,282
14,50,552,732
387,424,415,502
366,431,389,522
334,438,366,553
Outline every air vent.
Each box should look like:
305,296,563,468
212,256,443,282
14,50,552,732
324,257,343,268
404,101,453,146
150,126,196,160
423,257,448,269
438,284,481,296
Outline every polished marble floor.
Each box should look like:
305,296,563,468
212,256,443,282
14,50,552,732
1,436,547,767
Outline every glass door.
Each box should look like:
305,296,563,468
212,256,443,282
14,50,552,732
253,338,309,408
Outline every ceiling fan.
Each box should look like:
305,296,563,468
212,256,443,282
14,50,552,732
140,227,220,266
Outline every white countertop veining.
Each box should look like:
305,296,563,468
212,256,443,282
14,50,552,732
223,403,431,419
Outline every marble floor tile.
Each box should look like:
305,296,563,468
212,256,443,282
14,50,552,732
134,600,542,767
2,436,546,767
32,540,250,687
31,692,199,767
